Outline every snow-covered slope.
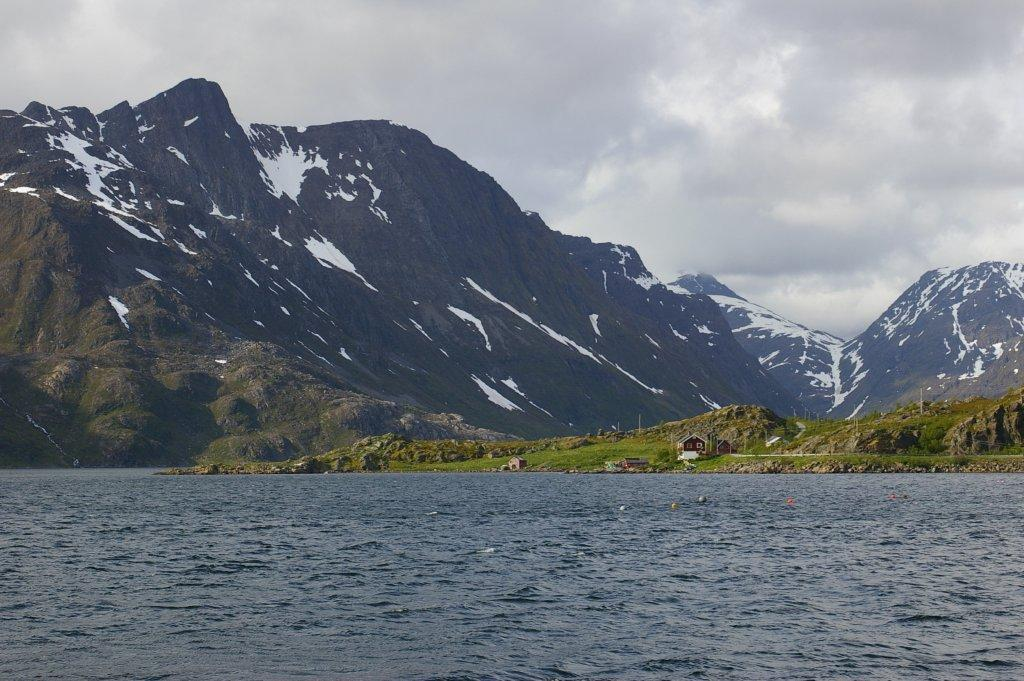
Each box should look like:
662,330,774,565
670,274,845,415
832,262,1024,416
676,264,1024,419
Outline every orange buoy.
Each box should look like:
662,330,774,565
785,497,795,505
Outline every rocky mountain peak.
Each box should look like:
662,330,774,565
875,261,1024,341
137,77,235,122
669,272,743,299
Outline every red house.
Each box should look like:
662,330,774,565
679,435,707,453
676,435,708,461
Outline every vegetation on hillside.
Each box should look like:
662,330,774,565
162,390,1024,474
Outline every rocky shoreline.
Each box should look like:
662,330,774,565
159,454,1024,476
704,457,1024,474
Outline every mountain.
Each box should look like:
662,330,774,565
670,274,844,415
675,263,1024,419
557,241,796,413
830,262,1024,417
0,78,797,466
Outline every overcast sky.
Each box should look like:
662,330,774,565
5,0,1024,337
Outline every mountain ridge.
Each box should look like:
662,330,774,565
0,77,798,466
677,262,1024,418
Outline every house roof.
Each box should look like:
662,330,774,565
680,433,707,442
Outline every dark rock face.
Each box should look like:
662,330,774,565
561,237,799,413
0,78,797,466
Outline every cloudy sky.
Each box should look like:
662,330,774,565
5,0,1024,337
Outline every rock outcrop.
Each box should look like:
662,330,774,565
945,389,1024,454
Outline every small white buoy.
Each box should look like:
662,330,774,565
618,505,626,511
697,495,707,503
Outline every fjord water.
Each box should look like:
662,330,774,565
2,471,1022,680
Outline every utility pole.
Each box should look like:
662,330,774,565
638,413,642,431
920,387,924,415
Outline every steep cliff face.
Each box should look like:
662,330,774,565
0,78,797,465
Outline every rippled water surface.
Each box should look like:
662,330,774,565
2,470,1023,680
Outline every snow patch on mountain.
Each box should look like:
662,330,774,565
46,131,132,216
500,377,554,417
248,124,328,202
610,245,660,290
208,201,237,220
471,375,521,411
135,268,161,282
465,277,600,363
270,225,292,246
173,239,197,255
409,318,432,341
304,234,378,291
108,296,130,329
448,306,491,351
166,146,188,164
108,214,159,242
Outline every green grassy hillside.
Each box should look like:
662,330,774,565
163,390,1024,474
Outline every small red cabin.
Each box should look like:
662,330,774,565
508,456,527,471
716,440,736,454
679,435,707,453
619,458,649,469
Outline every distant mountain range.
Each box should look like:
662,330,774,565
672,262,1024,418
0,78,796,466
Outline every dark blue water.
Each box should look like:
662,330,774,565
2,470,1023,680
